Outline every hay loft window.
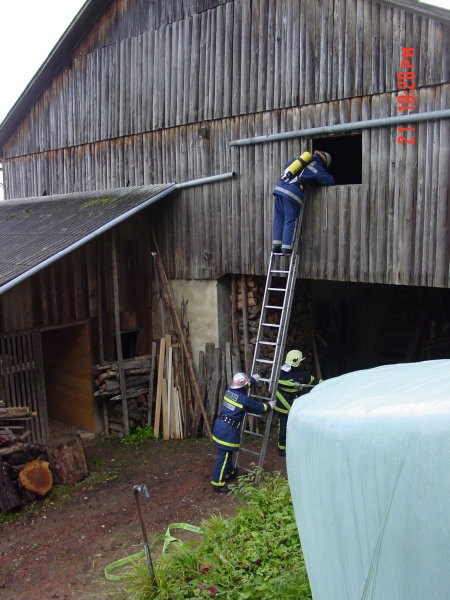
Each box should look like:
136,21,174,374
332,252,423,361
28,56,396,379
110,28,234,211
313,134,362,185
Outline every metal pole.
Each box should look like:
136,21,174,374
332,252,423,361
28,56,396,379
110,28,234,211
133,484,158,592
229,109,450,147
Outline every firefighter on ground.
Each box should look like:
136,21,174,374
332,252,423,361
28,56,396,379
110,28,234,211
275,350,322,457
272,150,335,255
211,372,275,493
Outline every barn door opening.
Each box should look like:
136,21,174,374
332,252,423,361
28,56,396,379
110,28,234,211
41,323,95,434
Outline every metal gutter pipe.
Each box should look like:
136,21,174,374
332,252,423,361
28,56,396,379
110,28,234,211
229,109,450,147
175,171,235,189
0,172,236,296
0,184,177,296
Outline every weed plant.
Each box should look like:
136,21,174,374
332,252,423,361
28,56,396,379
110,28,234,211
123,472,311,599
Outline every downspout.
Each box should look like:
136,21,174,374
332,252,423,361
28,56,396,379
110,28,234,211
229,109,450,146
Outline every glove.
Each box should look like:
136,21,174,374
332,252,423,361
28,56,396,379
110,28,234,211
268,400,276,409
251,373,261,382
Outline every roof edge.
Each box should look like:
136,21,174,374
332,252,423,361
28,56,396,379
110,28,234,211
0,183,176,296
0,0,111,148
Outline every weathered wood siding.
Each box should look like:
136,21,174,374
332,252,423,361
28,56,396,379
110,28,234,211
1,0,449,288
4,88,449,287
3,0,448,156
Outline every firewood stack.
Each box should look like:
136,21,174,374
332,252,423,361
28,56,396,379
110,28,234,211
0,401,48,512
93,356,152,435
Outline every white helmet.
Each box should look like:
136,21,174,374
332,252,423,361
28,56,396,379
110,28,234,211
285,350,305,367
230,372,251,389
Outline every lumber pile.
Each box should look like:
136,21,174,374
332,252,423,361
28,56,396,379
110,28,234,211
93,356,152,436
153,336,185,439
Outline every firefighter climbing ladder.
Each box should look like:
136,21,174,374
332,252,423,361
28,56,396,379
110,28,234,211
234,205,305,483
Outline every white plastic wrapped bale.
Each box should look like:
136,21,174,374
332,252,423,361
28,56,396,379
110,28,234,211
286,359,450,600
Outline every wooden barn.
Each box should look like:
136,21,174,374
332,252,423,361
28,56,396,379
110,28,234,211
0,0,449,442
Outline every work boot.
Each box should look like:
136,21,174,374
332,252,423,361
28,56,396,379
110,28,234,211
282,249,292,256
278,449,286,457
213,485,231,494
272,244,282,253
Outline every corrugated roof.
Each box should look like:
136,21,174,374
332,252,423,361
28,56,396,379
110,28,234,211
0,183,176,294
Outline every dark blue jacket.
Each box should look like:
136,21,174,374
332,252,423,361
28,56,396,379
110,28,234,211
275,364,321,414
212,386,271,450
273,156,335,204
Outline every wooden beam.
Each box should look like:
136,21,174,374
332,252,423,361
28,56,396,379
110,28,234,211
111,231,129,436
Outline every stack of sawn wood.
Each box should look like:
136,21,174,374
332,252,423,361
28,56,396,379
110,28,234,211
93,355,152,436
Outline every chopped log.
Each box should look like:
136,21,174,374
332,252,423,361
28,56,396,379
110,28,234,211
18,460,53,496
0,459,23,512
45,434,88,485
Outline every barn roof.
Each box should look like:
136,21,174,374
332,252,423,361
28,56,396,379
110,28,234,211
0,0,449,148
0,183,176,294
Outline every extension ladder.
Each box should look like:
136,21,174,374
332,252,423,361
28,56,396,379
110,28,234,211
234,205,305,482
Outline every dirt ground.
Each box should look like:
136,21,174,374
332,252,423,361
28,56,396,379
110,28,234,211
0,429,286,600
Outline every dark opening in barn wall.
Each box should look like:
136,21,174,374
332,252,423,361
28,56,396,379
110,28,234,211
309,281,450,378
312,134,362,185
41,323,97,433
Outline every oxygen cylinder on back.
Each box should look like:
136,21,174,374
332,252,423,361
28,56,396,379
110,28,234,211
282,151,312,181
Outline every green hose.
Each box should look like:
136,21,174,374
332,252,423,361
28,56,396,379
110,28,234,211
104,522,203,582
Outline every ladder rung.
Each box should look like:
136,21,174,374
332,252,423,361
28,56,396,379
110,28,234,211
258,341,277,346
270,269,289,274
264,305,283,310
251,394,271,401
259,377,271,383
262,323,280,328
247,411,267,417
268,287,287,292
239,448,260,457
243,430,264,438
255,358,274,364
238,465,258,475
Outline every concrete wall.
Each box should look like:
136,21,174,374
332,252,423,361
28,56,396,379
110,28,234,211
153,279,227,369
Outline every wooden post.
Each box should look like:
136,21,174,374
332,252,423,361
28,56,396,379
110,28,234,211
154,253,213,439
112,232,129,436
147,341,157,425
311,329,323,380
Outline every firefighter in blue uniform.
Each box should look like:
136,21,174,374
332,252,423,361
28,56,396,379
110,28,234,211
275,350,322,456
211,372,275,493
272,150,335,255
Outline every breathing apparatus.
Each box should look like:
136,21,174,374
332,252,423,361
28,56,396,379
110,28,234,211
281,151,312,182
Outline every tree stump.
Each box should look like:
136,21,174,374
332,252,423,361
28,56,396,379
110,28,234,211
45,434,88,485
0,459,23,513
18,459,53,496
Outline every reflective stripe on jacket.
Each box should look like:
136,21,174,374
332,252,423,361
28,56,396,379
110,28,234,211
212,386,270,450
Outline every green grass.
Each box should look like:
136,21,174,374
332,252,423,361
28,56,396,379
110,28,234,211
121,472,311,599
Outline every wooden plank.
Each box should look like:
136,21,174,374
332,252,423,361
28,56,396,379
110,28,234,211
166,340,173,439
112,232,129,436
161,379,169,441
153,337,166,439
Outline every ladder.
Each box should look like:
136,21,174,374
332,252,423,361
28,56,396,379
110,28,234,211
234,205,305,482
